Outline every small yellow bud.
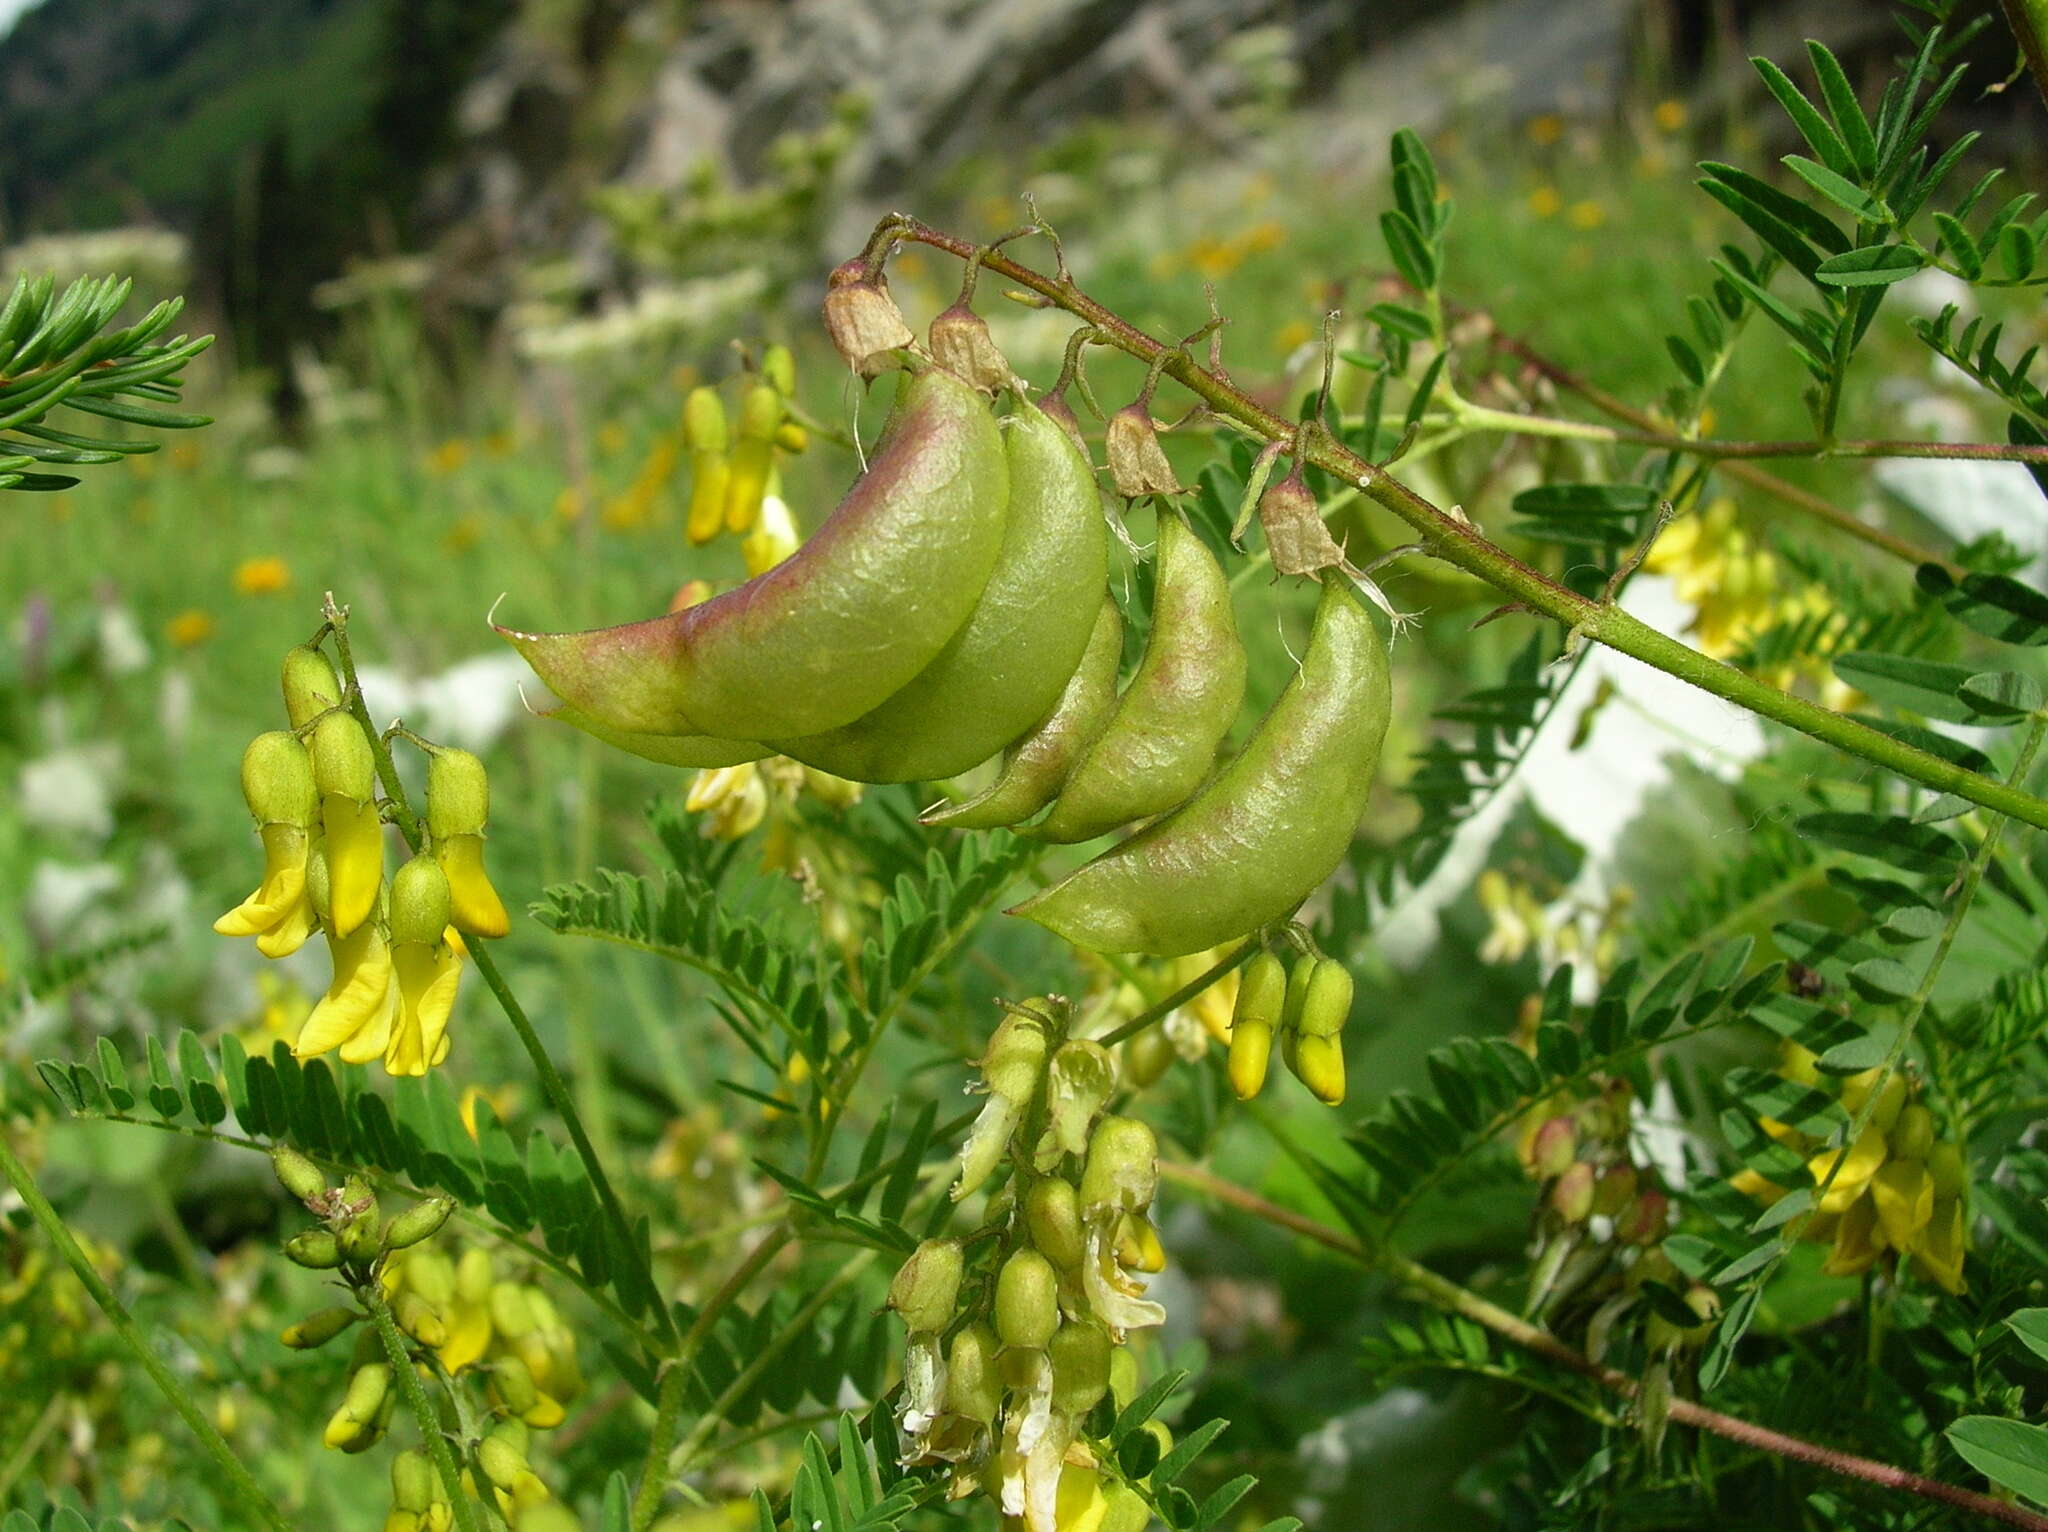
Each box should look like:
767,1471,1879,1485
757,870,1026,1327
761,344,797,397
392,1448,434,1513
681,387,728,454
995,1247,1060,1351
1297,959,1353,1040
393,1291,447,1348
1292,1033,1346,1106
1227,1020,1273,1101
281,1306,358,1349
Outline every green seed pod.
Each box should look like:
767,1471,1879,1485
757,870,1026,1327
240,731,317,828
1036,390,1093,465
1079,1116,1158,1215
390,854,453,947
821,257,913,375
1025,1176,1086,1271
1928,1140,1969,1197
1103,403,1181,497
391,1448,434,1513
393,1292,447,1348
1550,1161,1596,1224
944,1322,1003,1425
1227,1019,1273,1101
284,1229,344,1270
1890,1103,1936,1162
923,598,1122,832
929,301,1011,392
1021,578,1390,956
503,368,1007,742
1048,1320,1113,1413
281,1306,359,1349
1046,1040,1117,1157
1032,512,1244,845
384,1195,456,1252
995,1247,1060,1351
282,645,343,730
762,344,797,397
478,1431,527,1491
888,1238,965,1333
1298,960,1353,1040
310,712,377,804
774,399,1107,785
980,1010,1050,1105
424,748,490,841
272,1145,327,1202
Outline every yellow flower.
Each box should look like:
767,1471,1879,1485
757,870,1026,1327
1526,113,1564,146
1653,98,1687,133
1808,1126,1888,1214
596,421,628,455
233,556,291,595
436,834,510,939
740,494,801,576
294,924,398,1065
1566,200,1606,231
167,609,215,646
425,439,471,475
553,486,585,522
387,937,461,1077
1169,948,1240,1045
1527,185,1562,219
686,764,768,839
214,823,317,959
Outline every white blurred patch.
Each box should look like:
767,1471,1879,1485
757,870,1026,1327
19,743,122,841
26,859,122,937
1875,456,2048,576
96,602,149,676
357,652,534,753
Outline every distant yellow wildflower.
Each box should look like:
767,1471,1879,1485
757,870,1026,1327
425,439,470,475
1527,185,1563,219
167,609,216,646
1653,99,1687,134
1567,200,1606,231
1526,113,1564,146
233,556,291,596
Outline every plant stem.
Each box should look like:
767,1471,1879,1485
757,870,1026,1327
2001,0,2048,111
322,594,677,1352
0,1135,293,1532
873,220,2048,831
1099,938,1259,1046
1158,1160,2048,1530
366,1285,484,1532
631,1225,795,1531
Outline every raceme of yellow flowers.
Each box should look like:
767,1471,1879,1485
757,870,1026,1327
681,342,809,564
214,641,510,1077
1733,1040,1968,1294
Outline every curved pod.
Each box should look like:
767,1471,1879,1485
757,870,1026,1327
1034,512,1245,843
543,702,768,769
1014,577,1390,956
922,597,1123,829
773,400,1108,783
499,368,1007,740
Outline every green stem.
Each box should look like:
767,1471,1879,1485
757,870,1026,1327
1158,1160,2048,1531
322,595,677,1351
2000,0,2048,112
0,1136,292,1532
877,221,2048,829
631,1226,795,1531
366,1285,484,1532
1099,939,1259,1046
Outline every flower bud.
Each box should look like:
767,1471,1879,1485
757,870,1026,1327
1592,1163,1637,1218
241,732,317,828
1889,1104,1935,1162
393,1291,447,1348
822,259,913,375
311,712,377,804
282,1306,359,1349
384,1512,419,1532
1298,959,1353,1039
1123,1026,1174,1089
1842,1068,1908,1134
1928,1140,1969,1197
1257,466,1348,577
390,854,453,948
1104,404,1181,498
425,749,490,840
1116,1213,1166,1274
1025,1177,1086,1272
774,421,809,452
491,1353,541,1415
391,1448,434,1513
929,302,1010,392
272,1145,327,1202
491,1281,538,1340
339,1208,384,1264
889,1238,964,1333
943,1322,1002,1425
384,1195,456,1252
995,1248,1060,1351
1079,1116,1158,1215
282,646,344,730
1227,1019,1273,1101
1527,1117,1577,1180
285,1229,344,1269
323,1362,391,1449
1550,1161,1596,1224
457,1246,495,1304
478,1432,528,1491
762,344,797,397
1234,951,1286,1034
681,387,728,454
980,1009,1050,1104
1047,1040,1115,1157
1291,1034,1346,1106
1048,1320,1113,1413
1279,954,1314,1073
403,1248,458,1307
1616,1185,1669,1245
514,1505,578,1532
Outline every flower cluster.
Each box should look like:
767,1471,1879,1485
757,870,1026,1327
214,638,510,1076
681,344,810,565
1734,1043,1968,1294
888,999,1168,1531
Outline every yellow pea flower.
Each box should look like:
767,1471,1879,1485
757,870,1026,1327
1821,1195,1883,1278
1870,1158,1934,1249
1053,1468,1109,1532
216,732,319,958
294,923,397,1066
1808,1126,1888,1214
686,763,768,839
311,713,385,938
1911,1195,1968,1294
385,856,461,1078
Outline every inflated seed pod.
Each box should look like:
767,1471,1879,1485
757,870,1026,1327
944,1323,1003,1425
1048,1320,1113,1413
1017,577,1390,955
282,645,343,729
503,367,1008,742
889,1238,965,1333
535,703,770,769
272,1145,327,1202
773,398,1107,783
1025,1177,1086,1272
995,1248,1060,1351
922,596,1122,830
1034,512,1245,844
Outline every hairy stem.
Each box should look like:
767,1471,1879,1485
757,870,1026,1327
1159,1160,2048,1530
323,594,677,1352
872,220,2048,828
366,1284,484,1532
0,1135,293,1532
